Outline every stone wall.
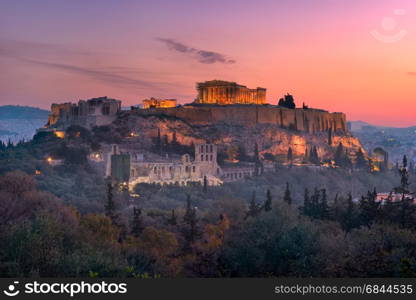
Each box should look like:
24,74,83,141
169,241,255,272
132,105,348,133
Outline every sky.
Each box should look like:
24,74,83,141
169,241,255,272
0,0,415,126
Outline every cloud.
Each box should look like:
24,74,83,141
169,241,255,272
0,39,92,59
20,58,163,89
407,72,416,76
0,39,176,92
156,38,236,64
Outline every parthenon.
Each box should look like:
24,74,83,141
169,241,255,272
195,80,266,105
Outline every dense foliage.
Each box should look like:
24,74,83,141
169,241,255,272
1,132,416,278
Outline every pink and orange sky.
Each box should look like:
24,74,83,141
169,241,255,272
0,0,415,126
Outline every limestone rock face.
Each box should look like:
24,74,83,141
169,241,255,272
130,105,347,134
114,107,364,161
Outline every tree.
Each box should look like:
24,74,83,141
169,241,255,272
153,128,162,153
105,182,118,225
300,188,311,216
162,134,169,151
358,189,380,227
264,189,272,212
340,193,358,234
283,182,292,205
131,207,144,237
203,176,208,193
172,131,178,145
398,194,416,229
236,144,248,162
253,143,262,176
167,209,177,226
392,155,415,229
245,191,261,219
182,195,200,249
334,143,352,168
410,160,415,175
287,147,293,166
396,155,410,194
310,188,321,219
309,146,320,165
319,189,330,220
355,148,368,170
183,195,193,224
278,94,296,109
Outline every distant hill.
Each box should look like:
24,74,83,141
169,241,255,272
0,105,49,143
348,120,379,132
0,105,49,119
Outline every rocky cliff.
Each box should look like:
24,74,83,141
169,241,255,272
113,105,364,162
131,105,347,134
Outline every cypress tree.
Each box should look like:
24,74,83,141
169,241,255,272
409,160,415,175
183,195,193,224
254,143,262,176
245,191,260,219
398,194,416,229
319,188,330,219
182,195,200,247
131,207,144,237
340,193,357,234
287,147,293,166
172,131,177,144
154,128,162,153
301,188,311,216
105,182,119,225
358,189,380,227
264,189,272,212
310,146,320,165
310,187,321,218
167,209,177,226
398,155,410,194
283,182,292,205
203,175,208,193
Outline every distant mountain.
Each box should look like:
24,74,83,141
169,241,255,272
0,105,49,119
0,105,49,143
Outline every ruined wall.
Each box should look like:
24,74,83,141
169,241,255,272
47,97,121,130
132,105,348,133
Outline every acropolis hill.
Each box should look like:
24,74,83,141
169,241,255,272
46,80,347,134
44,80,362,163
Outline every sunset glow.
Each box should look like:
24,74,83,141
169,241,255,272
1,0,415,126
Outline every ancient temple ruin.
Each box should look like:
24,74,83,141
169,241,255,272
195,80,266,105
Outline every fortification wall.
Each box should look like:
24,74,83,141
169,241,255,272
132,105,348,133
